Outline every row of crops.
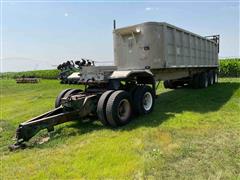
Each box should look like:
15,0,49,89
1,69,60,79
1,59,239,79
219,58,240,77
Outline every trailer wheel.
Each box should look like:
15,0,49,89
163,80,169,89
55,88,72,108
106,90,132,127
97,90,114,126
208,71,214,86
64,89,82,98
163,80,176,89
190,74,199,89
133,86,155,115
199,72,208,88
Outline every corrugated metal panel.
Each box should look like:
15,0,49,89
113,22,219,70
164,23,218,68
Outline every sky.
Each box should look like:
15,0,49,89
1,0,239,72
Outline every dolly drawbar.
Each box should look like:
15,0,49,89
9,94,97,151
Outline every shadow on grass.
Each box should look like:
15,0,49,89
123,82,239,130
33,82,239,149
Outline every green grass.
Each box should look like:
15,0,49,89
1,78,240,179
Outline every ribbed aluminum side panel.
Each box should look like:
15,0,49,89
164,24,218,68
113,22,218,70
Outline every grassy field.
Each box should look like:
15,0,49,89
1,78,240,179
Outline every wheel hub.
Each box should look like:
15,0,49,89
117,99,131,121
143,92,153,111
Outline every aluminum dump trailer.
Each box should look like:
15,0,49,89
10,22,219,150
113,22,219,81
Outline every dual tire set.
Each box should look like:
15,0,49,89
164,70,218,89
97,86,155,127
191,70,218,89
55,86,155,127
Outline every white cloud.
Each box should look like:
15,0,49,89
145,7,159,11
64,13,69,17
145,7,152,11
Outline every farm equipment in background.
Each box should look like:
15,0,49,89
57,60,79,84
57,59,96,84
16,76,40,83
9,22,220,151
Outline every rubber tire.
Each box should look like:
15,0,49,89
199,72,208,88
133,86,155,115
163,81,169,89
106,90,132,127
190,74,199,89
97,90,114,126
208,71,214,86
64,89,82,98
169,80,177,89
55,88,72,108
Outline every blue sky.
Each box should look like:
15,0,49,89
1,1,239,72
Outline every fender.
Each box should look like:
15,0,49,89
109,69,154,80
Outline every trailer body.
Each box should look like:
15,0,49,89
114,22,218,71
112,22,219,81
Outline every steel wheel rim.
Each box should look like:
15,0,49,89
143,92,153,111
210,75,214,84
205,79,208,87
215,73,218,82
117,99,131,121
